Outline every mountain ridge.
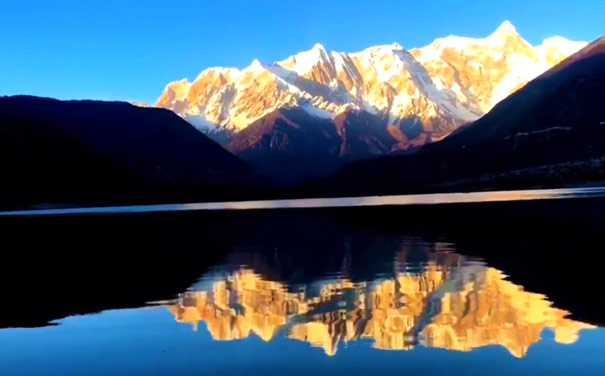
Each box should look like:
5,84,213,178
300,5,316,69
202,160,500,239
156,21,586,142
314,36,605,195
152,22,587,182
0,95,265,207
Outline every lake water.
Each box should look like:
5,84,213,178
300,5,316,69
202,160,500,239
3,186,605,215
1,189,605,375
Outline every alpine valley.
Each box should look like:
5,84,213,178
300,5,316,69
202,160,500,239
155,21,587,182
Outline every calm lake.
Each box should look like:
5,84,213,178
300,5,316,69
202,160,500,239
1,188,605,375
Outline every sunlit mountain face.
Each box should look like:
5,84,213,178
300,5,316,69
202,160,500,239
150,21,587,182
165,248,593,358
155,21,585,148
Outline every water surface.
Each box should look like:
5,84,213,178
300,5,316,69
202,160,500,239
3,186,605,215
1,194,605,375
1,239,603,375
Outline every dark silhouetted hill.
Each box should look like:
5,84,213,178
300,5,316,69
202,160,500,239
0,96,264,207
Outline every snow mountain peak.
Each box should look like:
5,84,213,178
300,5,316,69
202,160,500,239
155,23,586,147
248,59,266,72
311,43,328,53
492,20,517,36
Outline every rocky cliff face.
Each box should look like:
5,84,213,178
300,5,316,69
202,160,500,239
167,252,593,357
152,22,585,182
156,21,585,145
315,36,605,195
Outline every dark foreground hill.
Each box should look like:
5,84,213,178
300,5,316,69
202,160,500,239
316,37,605,195
0,96,264,207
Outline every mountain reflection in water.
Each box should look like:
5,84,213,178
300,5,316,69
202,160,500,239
166,249,593,358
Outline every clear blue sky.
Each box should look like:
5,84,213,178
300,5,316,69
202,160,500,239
1,0,603,104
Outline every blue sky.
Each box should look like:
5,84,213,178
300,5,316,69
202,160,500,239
1,0,603,104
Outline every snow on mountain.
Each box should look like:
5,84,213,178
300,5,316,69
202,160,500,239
155,21,586,146
409,21,586,113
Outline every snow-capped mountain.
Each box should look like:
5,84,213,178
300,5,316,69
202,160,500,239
156,21,585,141
153,21,586,183
319,36,605,196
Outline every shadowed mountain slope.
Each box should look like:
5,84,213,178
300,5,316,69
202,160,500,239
0,96,263,207
226,107,421,184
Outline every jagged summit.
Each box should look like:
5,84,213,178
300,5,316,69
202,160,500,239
155,23,586,148
247,58,266,72
491,20,518,36
311,43,328,52
484,20,524,48
194,67,240,81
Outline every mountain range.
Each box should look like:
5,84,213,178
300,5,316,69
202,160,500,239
154,21,587,182
317,36,605,196
1,23,604,208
